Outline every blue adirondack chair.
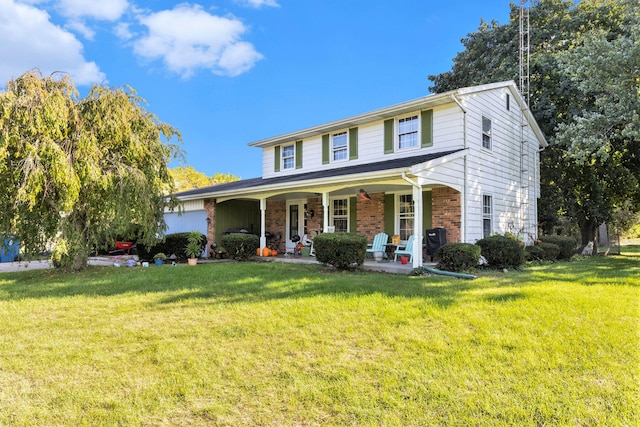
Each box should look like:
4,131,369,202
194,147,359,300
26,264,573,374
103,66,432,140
394,235,416,262
366,232,389,258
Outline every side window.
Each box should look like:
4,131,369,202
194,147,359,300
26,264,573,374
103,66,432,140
398,115,419,149
331,132,348,162
482,116,492,150
483,194,493,238
331,198,349,232
282,144,295,170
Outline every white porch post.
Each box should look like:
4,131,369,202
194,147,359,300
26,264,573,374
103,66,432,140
322,192,330,232
412,184,423,268
259,197,267,250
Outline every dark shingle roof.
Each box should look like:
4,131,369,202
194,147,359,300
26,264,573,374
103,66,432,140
175,149,464,198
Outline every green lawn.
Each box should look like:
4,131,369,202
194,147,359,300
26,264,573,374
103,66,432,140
1,247,638,426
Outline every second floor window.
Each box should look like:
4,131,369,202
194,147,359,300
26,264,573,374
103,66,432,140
282,144,295,170
482,116,492,150
332,132,348,161
398,115,419,149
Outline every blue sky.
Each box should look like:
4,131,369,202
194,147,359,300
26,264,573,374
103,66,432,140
1,0,512,179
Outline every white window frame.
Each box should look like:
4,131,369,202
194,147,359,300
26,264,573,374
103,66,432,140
482,194,493,238
482,116,492,150
397,114,420,150
281,144,295,170
331,131,348,162
396,193,415,241
330,198,349,232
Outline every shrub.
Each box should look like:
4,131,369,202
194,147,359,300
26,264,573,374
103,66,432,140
539,235,577,260
220,233,259,261
313,232,367,270
476,234,525,269
138,232,207,261
437,243,481,272
525,244,546,261
539,242,561,261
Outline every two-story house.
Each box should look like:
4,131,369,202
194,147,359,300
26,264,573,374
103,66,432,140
166,81,548,268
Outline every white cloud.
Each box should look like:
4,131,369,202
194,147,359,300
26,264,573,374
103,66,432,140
235,0,279,8
0,0,105,86
133,4,263,78
57,0,129,21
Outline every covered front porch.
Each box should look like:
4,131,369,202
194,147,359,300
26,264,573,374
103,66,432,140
206,177,462,269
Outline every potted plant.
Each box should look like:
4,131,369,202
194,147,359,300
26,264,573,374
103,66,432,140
153,252,166,266
185,231,203,265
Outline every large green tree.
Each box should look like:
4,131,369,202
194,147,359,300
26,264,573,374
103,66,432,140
429,0,639,246
0,71,182,270
169,166,240,192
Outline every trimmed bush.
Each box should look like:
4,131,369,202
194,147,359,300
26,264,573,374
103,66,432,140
138,232,207,261
437,243,481,272
476,234,525,269
313,232,367,270
525,244,546,261
221,233,259,261
539,242,561,261
539,235,577,260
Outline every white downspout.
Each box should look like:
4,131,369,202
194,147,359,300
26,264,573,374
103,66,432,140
402,172,423,269
452,94,468,243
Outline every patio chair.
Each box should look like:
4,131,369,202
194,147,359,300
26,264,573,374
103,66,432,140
394,235,415,262
366,232,389,259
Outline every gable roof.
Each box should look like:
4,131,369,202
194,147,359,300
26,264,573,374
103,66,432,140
175,148,464,200
248,81,548,148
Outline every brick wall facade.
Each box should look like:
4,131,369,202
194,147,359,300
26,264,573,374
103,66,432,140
356,192,386,241
204,198,216,251
431,187,461,243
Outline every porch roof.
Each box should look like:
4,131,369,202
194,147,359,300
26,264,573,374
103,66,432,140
174,148,464,200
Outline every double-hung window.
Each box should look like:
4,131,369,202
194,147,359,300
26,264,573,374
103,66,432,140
482,116,492,150
282,144,295,170
398,194,415,240
483,194,493,238
398,115,419,149
331,198,349,232
331,132,348,161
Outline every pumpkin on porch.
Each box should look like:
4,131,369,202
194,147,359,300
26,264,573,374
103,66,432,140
271,249,278,256
261,247,271,257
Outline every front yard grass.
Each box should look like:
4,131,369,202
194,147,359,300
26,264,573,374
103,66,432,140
1,246,638,426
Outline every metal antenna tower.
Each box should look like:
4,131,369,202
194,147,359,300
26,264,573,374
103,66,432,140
519,0,530,105
519,0,533,242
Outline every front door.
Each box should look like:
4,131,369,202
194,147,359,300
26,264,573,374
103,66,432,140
286,199,307,253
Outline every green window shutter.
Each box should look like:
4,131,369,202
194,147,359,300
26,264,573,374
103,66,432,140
384,193,394,234
322,134,330,164
421,109,433,147
274,146,280,172
422,190,432,230
349,127,358,160
384,119,394,154
295,140,303,169
349,196,357,233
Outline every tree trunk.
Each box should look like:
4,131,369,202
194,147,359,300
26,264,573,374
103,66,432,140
579,219,598,255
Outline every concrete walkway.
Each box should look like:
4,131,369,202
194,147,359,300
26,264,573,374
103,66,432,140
1,254,426,275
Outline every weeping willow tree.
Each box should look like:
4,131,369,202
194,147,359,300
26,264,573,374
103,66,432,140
0,71,183,270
